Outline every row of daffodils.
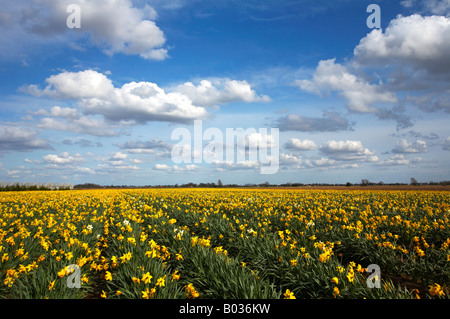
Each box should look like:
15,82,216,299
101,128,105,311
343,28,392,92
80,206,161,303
0,188,449,299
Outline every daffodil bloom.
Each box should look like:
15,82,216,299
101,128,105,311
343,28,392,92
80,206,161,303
145,250,157,258
57,268,66,278
185,283,200,299
171,270,180,282
283,289,296,299
105,271,112,281
333,287,340,298
156,275,166,287
429,283,445,297
48,280,55,291
101,290,107,299
331,277,339,285
132,276,141,284
347,272,354,283
142,288,150,299
142,272,153,284
1,253,8,263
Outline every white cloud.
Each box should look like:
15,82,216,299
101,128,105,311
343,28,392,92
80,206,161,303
153,163,199,172
354,15,450,75
246,132,278,149
0,0,168,61
154,163,171,171
0,124,52,151
284,138,318,150
319,140,379,162
279,153,303,169
49,106,80,119
296,14,450,130
174,79,271,108
313,157,337,167
37,116,118,137
109,152,128,161
392,139,428,153
130,158,144,164
213,161,260,171
43,152,85,165
377,154,410,166
117,139,172,160
401,0,450,16
422,0,450,15
25,70,115,99
296,59,397,113
303,157,362,170
24,70,268,125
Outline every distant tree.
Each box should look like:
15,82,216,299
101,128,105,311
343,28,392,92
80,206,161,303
345,182,352,187
218,179,223,187
361,179,370,186
410,177,418,185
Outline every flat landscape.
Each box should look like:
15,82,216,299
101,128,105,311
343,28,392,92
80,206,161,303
1,188,449,299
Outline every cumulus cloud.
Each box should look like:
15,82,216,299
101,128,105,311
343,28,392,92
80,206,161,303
23,70,268,125
296,14,450,130
24,70,115,99
154,163,171,171
377,154,410,166
173,79,271,108
0,0,168,61
301,157,362,170
284,138,318,150
354,15,450,75
296,59,397,113
276,111,353,132
279,153,303,169
0,124,53,151
37,115,118,137
213,161,260,171
109,152,128,161
43,152,85,165
153,163,199,172
117,139,173,158
391,139,428,153
319,140,379,162
401,0,450,17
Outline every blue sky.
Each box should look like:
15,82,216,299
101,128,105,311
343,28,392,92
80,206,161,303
0,0,449,186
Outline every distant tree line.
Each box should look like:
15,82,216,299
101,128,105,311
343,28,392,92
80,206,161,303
2,179,449,191
0,182,73,192
72,179,450,189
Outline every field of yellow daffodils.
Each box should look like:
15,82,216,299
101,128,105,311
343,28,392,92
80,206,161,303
0,188,449,299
